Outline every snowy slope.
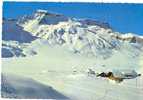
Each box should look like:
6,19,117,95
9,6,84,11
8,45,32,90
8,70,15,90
2,44,143,100
2,40,37,58
1,74,68,99
2,9,143,99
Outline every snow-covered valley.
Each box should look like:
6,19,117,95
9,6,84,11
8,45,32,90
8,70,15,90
2,9,143,99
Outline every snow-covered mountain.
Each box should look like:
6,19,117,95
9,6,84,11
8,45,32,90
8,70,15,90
2,9,143,100
2,9,143,58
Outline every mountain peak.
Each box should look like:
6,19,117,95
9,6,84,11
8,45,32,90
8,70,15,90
36,9,48,14
35,9,63,17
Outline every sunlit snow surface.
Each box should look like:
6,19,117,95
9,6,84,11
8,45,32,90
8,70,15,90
2,40,143,99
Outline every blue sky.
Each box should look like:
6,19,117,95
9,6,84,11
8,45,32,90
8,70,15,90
3,2,143,35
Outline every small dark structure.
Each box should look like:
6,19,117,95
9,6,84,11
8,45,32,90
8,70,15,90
87,69,96,76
